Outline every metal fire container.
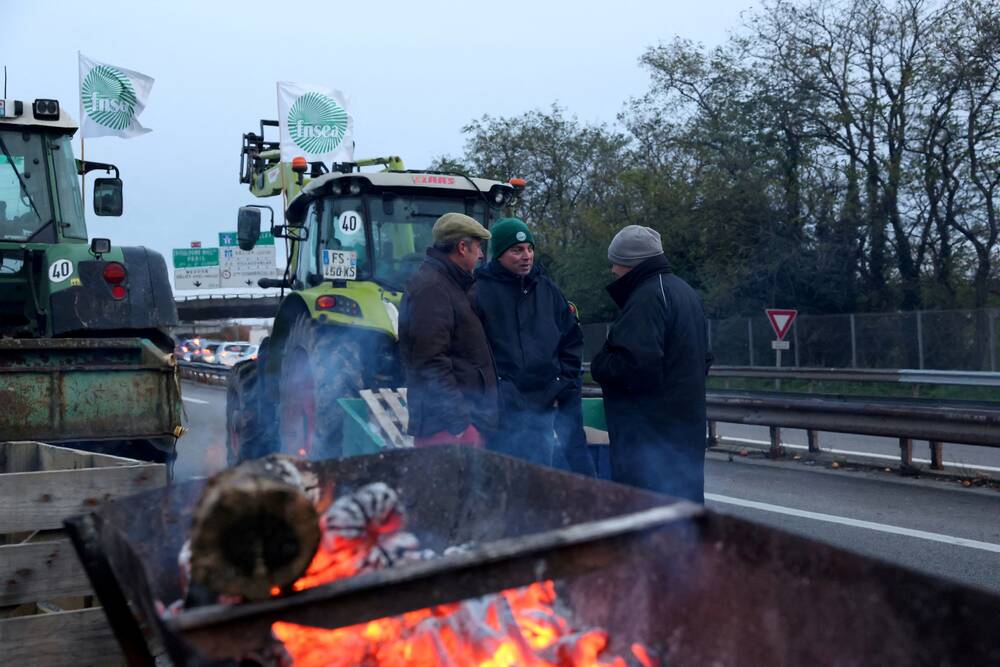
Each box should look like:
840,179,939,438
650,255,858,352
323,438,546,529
66,446,1000,666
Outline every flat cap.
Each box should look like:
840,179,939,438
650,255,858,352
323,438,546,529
432,212,491,243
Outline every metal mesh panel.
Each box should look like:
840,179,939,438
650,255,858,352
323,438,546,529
853,312,919,369
794,313,852,368
922,309,986,371
711,317,751,365
583,308,998,370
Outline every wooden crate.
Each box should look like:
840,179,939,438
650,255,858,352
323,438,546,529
0,441,166,667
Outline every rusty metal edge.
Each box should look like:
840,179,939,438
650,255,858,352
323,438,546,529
166,502,703,659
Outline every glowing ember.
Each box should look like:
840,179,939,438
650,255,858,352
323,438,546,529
269,489,658,667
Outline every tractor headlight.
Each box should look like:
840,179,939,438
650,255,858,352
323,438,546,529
488,184,513,207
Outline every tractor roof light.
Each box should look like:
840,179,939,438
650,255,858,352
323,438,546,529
291,156,309,174
348,180,362,195
90,237,112,256
488,184,515,207
32,99,60,121
509,177,527,189
0,100,24,119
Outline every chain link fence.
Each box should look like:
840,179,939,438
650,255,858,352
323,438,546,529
582,308,1000,371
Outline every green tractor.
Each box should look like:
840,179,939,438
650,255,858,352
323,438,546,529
226,120,521,462
0,96,182,463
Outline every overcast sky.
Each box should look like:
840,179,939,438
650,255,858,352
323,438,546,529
6,0,754,293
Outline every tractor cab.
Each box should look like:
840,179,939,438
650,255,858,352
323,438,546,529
278,170,516,293
0,97,130,338
0,98,121,244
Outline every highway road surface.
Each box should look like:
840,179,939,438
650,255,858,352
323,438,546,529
177,381,1000,593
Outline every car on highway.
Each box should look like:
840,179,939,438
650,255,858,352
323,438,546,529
193,341,222,364
216,342,258,368
174,338,206,362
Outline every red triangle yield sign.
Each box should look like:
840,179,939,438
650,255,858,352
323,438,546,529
765,309,798,340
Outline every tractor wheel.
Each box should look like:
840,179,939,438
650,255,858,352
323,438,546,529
277,315,362,460
226,339,277,465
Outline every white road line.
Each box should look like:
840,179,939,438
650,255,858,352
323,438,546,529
181,396,210,405
706,493,1000,554
720,436,1000,473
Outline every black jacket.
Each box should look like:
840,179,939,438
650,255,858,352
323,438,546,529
399,248,499,437
591,255,711,501
592,254,711,424
472,261,583,410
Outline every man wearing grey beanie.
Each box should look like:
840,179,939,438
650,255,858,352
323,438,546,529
591,225,712,503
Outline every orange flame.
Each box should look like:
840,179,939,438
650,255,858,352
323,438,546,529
271,542,656,667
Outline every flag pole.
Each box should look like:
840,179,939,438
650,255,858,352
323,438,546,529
78,53,86,212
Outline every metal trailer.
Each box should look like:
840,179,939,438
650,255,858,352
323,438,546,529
67,446,1000,666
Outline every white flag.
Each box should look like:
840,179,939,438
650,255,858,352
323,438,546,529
78,52,154,139
277,82,354,163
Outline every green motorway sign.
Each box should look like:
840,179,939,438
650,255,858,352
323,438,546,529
172,248,219,268
219,231,275,247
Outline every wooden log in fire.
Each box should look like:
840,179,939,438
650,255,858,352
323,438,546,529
188,456,322,602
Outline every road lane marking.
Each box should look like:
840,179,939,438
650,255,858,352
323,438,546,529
182,396,210,405
706,493,1000,554
719,436,1000,473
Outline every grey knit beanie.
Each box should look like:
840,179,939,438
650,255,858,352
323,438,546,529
607,225,663,267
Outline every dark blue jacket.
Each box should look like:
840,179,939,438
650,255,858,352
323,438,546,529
472,261,583,410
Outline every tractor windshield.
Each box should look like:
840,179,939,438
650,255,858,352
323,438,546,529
0,130,52,241
368,193,487,290
315,191,488,291
0,131,85,243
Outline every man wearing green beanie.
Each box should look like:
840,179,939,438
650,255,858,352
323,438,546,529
472,218,595,475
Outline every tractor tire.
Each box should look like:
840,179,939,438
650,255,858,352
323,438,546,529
226,339,277,465
277,314,362,460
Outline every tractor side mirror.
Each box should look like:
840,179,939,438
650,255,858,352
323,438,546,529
237,206,262,251
93,178,123,216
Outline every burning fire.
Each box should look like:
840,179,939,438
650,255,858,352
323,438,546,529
270,485,657,667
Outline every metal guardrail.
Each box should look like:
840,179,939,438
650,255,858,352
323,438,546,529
182,360,999,472
705,391,1000,469
177,360,230,386
582,363,1000,387
709,366,1000,387
578,384,1000,471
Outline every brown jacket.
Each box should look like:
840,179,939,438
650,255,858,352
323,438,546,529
399,248,499,437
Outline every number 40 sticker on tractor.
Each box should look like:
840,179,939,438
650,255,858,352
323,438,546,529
322,249,358,280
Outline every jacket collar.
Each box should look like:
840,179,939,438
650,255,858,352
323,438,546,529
425,247,475,291
606,254,671,309
475,260,541,285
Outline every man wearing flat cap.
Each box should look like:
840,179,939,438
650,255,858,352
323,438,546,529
591,225,712,503
399,213,498,447
472,218,595,475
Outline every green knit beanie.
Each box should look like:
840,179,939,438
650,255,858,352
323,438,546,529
490,218,534,260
